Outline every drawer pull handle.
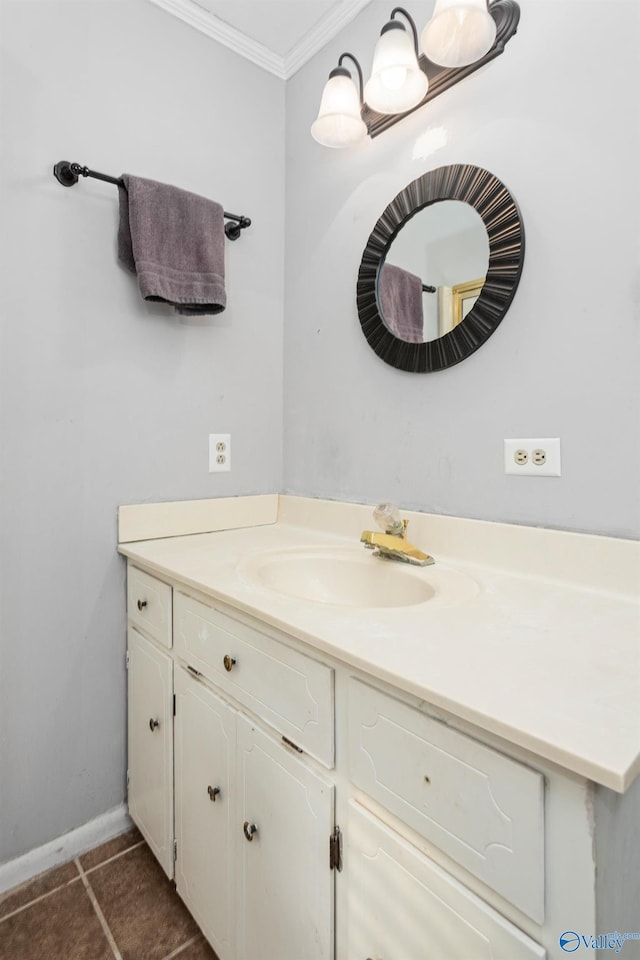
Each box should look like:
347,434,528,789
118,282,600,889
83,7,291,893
223,655,236,672
149,718,160,732
137,599,148,612
243,821,257,842
424,775,431,784
207,785,221,802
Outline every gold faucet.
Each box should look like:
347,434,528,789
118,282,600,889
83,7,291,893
360,504,434,566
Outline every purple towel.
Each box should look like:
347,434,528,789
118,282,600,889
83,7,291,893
118,175,226,315
379,263,424,342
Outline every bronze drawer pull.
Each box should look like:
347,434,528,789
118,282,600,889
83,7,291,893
137,599,147,611
243,821,257,842
207,785,221,802
223,655,236,672
149,718,160,732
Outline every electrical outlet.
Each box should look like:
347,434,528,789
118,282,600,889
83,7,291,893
504,438,561,476
209,433,231,472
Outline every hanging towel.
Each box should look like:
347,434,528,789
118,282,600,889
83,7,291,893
118,175,226,315
379,262,424,342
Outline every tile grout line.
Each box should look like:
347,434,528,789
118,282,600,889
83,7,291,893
0,875,83,925
160,933,202,959
75,858,124,960
83,840,146,877
0,838,145,926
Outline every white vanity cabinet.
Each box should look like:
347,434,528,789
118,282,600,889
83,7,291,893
124,557,637,960
126,566,337,960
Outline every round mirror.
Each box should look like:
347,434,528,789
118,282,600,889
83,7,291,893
357,164,525,372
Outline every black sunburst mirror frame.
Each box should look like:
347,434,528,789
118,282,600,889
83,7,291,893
356,164,525,373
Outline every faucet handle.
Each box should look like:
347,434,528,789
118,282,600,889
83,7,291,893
373,502,405,537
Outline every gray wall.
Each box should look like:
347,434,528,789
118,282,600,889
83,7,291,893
0,0,285,863
284,0,640,539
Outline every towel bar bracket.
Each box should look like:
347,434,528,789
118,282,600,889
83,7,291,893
53,161,81,188
224,215,251,241
52,160,251,240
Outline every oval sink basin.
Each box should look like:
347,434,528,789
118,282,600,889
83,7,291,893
238,546,477,609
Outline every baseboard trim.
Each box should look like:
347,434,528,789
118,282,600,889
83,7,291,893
0,804,132,895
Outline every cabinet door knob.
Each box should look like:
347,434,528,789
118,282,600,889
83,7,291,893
223,655,236,672
243,821,257,842
207,785,221,802
137,599,147,611
149,718,160,732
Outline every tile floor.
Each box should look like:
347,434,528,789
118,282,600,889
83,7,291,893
0,827,218,960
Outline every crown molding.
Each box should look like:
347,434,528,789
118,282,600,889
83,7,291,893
149,0,286,77
282,0,372,77
148,0,372,80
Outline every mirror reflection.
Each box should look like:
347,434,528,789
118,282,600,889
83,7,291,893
377,200,490,344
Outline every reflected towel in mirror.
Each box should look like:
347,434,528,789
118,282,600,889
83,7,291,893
118,175,226,315
379,263,424,342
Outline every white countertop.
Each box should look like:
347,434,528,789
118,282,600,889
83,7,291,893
118,496,640,793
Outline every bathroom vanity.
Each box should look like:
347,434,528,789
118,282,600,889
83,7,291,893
118,495,640,960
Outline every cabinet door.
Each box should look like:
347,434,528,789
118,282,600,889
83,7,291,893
127,627,174,878
174,669,236,960
348,802,545,960
237,718,335,960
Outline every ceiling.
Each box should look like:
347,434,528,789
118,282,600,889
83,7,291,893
148,0,373,79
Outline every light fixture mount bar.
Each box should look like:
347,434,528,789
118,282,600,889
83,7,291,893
362,0,520,139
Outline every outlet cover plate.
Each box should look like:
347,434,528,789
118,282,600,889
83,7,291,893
209,433,231,472
504,438,561,476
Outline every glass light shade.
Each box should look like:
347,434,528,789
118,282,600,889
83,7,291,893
364,24,428,115
311,72,367,148
421,0,497,68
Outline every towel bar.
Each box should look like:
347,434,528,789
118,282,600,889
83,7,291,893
53,160,251,241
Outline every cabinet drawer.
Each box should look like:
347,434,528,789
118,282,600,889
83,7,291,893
174,592,334,768
348,802,545,960
348,679,544,923
128,566,172,649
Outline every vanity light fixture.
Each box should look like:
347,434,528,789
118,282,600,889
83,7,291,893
310,52,368,148
422,0,497,67
311,0,520,147
363,8,428,115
